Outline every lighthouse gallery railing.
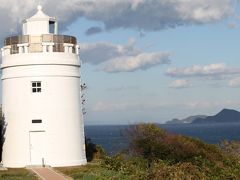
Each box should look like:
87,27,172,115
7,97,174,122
3,35,77,55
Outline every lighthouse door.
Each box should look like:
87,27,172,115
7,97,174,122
29,131,46,166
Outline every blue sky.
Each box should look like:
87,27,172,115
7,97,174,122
1,0,240,124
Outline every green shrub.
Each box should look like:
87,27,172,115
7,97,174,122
102,154,149,179
61,123,240,179
220,140,240,158
85,138,106,162
101,123,240,179
124,123,224,164
149,160,206,180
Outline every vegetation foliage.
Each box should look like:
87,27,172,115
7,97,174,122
220,140,240,158
57,161,131,180
85,138,106,162
83,124,240,179
58,123,240,179
0,107,7,162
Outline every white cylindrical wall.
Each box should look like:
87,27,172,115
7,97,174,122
1,53,87,167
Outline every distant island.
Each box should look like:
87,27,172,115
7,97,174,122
166,109,240,124
166,115,207,124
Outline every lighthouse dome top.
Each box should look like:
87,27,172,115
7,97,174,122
26,5,53,21
22,5,58,35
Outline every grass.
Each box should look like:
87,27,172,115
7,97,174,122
56,161,129,180
0,168,37,180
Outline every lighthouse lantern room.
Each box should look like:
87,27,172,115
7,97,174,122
1,6,87,167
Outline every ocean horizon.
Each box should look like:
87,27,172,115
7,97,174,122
85,123,240,155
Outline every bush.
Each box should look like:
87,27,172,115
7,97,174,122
220,140,240,158
85,138,106,162
124,123,223,164
149,160,206,180
102,154,149,180
101,123,240,179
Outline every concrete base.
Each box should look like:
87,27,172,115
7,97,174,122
0,163,8,171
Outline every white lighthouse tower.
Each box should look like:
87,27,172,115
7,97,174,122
1,6,87,167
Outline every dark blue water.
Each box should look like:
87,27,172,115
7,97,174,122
85,123,240,155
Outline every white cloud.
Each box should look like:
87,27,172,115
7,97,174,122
0,0,36,41
0,1,235,73
229,77,240,87
169,79,191,89
80,39,140,65
0,0,235,42
166,63,240,78
99,52,170,73
80,39,171,72
74,0,234,32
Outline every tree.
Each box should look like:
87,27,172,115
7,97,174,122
0,107,7,162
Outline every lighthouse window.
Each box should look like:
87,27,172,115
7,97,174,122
49,21,55,34
32,119,42,123
32,81,41,93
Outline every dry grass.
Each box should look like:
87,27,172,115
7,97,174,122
56,161,129,180
0,168,37,180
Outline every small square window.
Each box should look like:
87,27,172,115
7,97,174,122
32,81,41,93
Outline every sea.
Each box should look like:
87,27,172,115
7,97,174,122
85,123,240,155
